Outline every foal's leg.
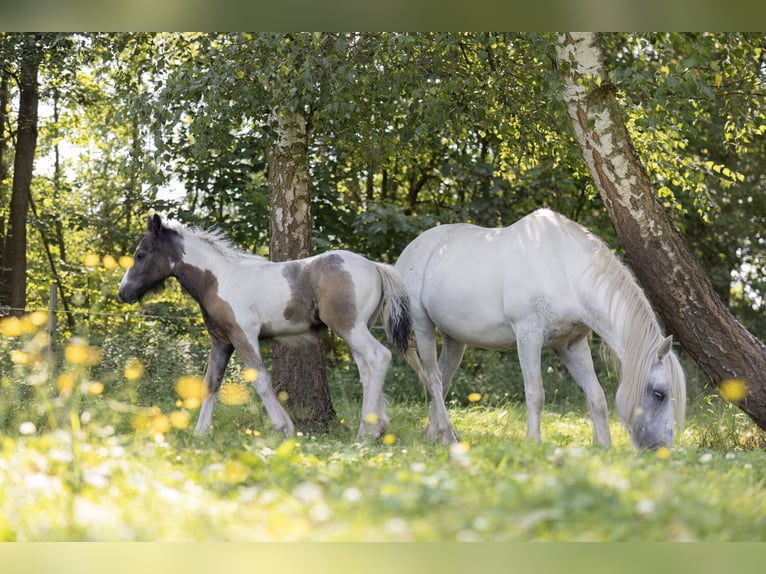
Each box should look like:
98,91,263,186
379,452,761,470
554,336,611,447
515,325,546,442
235,338,295,438
437,334,466,400
194,339,234,436
343,326,392,440
412,317,458,443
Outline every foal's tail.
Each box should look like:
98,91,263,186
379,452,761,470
375,264,412,355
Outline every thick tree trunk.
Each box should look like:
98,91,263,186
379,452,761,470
267,109,336,433
556,32,766,430
2,38,40,315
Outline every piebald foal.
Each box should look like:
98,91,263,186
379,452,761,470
118,215,411,440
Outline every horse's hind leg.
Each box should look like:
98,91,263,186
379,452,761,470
438,334,466,400
412,317,458,443
554,336,611,447
343,326,392,440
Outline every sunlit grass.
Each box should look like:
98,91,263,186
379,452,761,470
2,310,766,541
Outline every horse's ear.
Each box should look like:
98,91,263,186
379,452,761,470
658,336,673,360
147,214,163,235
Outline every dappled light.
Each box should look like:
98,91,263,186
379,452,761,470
2,32,766,543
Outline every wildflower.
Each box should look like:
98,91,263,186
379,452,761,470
656,447,671,460
57,372,76,397
118,255,134,269
102,255,118,270
278,390,289,403
88,382,104,395
123,357,145,381
64,339,101,366
364,412,379,425
83,253,100,267
175,375,208,409
719,379,747,402
151,414,171,434
29,311,48,327
218,382,251,406
169,410,190,429
243,368,258,382
19,421,37,435
0,317,22,338
10,350,29,365
636,499,656,517
382,433,396,445
467,392,482,403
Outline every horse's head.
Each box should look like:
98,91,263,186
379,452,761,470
118,214,184,304
616,336,686,450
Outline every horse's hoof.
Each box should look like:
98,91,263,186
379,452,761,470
426,425,458,444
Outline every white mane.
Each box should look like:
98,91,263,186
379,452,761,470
572,218,686,430
172,223,266,263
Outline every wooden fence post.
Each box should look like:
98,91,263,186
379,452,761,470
48,284,57,358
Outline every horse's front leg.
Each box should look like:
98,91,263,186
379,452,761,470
516,326,545,442
236,337,295,438
194,338,235,436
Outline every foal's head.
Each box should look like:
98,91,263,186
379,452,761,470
118,214,184,304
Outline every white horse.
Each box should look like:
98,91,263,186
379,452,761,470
396,209,686,449
118,214,411,440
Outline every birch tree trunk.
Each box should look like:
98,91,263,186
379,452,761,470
268,109,336,432
556,32,766,430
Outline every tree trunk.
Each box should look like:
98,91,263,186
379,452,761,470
556,32,766,430
267,109,336,433
2,37,41,315
0,67,9,307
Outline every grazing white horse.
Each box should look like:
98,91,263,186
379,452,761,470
396,209,686,449
118,214,411,440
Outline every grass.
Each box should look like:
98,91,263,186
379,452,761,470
1,313,766,541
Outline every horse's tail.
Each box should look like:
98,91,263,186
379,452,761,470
375,263,412,355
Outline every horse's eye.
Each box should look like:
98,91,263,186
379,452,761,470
653,390,666,402
135,252,146,262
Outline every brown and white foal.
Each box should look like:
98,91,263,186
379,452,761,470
118,215,411,440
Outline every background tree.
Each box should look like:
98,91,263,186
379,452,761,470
1,34,43,316
557,31,766,430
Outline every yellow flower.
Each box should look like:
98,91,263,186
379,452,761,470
218,383,251,406
0,317,22,338
175,375,208,409
29,311,48,327
170,411,190,429
468,392,482,403
102,255,118,270
10,350,29,365
364,412,379,425
151,414,171,434
88,381,104,395
57,372,76,397
656,447,672,460
243,368,259,382
119,255,135,269
382,433,396,445
64,340,101,366
124,357,145,381
278,390,289,403
83,253,100,267
719,379,747,402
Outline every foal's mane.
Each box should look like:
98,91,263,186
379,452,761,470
562,216,686,429
172,223,265,262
